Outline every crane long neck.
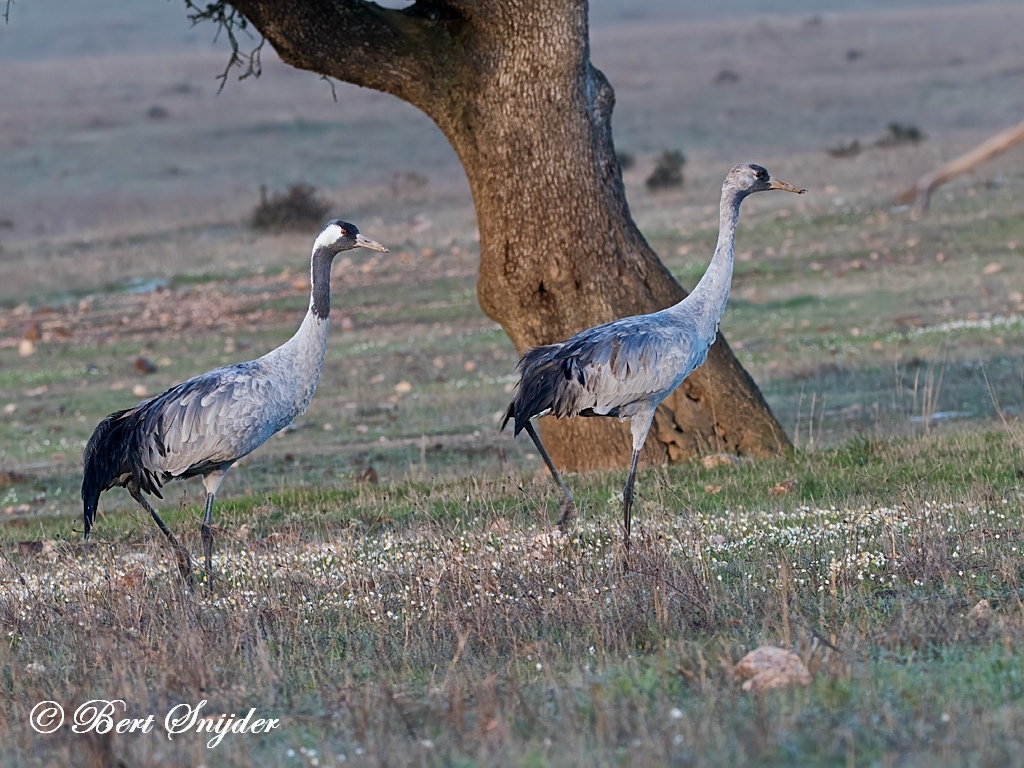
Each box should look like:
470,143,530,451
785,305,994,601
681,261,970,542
290,246,335,341
310,247,334,321
673,185,745,342
292,245,335,349
268,246,336,410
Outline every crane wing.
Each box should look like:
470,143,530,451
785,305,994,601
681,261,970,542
505,314,710,434
562,318,702,415
129,361,288,484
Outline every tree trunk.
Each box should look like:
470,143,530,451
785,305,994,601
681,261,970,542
223,0,793,470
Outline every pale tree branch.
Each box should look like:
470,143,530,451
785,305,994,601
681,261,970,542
894,119,1024,218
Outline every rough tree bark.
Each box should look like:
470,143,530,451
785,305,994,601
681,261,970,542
216,0,793,470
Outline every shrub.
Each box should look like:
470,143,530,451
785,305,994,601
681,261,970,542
250,183,330,232
645,149,686,190
875,122,925,148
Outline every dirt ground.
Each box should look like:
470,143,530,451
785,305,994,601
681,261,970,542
1,1,1022,258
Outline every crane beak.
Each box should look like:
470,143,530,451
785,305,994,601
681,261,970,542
355,233,389,252
769,178,805,194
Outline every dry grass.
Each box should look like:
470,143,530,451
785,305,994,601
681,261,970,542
3,429,1024,766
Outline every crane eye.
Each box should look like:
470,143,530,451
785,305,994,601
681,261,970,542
756,169,766,180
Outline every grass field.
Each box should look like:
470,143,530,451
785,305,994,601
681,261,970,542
3,2,1024,766
3,180,1024,765
3,430,1024,766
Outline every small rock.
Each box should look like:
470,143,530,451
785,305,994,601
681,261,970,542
18,540,55,558
530,529,565,558
967,599,992,630
357,466,379,484
735,646,811,691
713,68,740,85
982,262,1003,275
702,453,742,469
394,380,413,394
132,384,149,398
769,479,797,495
464,360,477,372
134,356,158,374
112,565,147,591
23,320,41,342
488,518,510,534
704,484,723,494
18,338,35,357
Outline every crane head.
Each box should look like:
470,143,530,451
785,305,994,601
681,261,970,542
314,219,389,253
727,163,805,196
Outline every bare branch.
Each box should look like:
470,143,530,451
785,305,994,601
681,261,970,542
4,0,13,24
213,0,463,112
320,74,339,103
184,2,265,91
894,119,1024,217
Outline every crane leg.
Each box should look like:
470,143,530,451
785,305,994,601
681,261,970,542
621,448,641,569
622,407,655,570
201,492,216,583
201,470,228,589
523,420,576,531
128,482,193,588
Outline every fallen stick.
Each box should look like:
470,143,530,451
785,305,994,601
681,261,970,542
895,119,1024,217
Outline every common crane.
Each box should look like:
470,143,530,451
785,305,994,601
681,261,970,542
82,220,388,585
502,163,804,555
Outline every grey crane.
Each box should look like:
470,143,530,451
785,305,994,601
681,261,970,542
82,219,388,585
502,163,804,554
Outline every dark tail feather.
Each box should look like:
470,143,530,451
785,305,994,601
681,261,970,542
82,408,133,538
500,402,515,433
503,345,569,436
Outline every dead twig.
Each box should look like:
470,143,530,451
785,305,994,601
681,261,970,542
895,119,1024,218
